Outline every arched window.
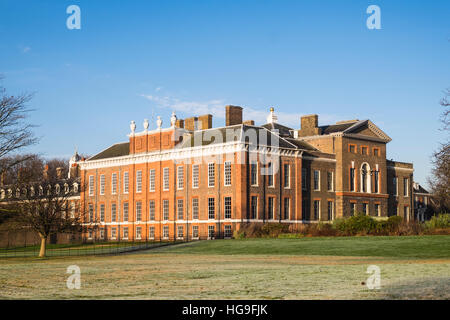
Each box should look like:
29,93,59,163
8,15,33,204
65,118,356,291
360,163,371,193
30,187,35,197
73,183,79,193
55,184,60,194
0,189,5,199
39,186,43,196
64,183,69,194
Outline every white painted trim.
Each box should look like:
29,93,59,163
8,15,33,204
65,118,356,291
387,166,414,172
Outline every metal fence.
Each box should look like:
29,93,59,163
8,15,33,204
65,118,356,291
0,238,185,258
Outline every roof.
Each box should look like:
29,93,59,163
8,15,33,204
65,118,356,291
261,122,293,137
414,183,430,194
319,121,359,134
88,142,130,161
179,124,316,150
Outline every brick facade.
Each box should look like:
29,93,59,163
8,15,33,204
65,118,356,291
72,107,415,241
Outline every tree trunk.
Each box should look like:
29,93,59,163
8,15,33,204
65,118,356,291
39,235,47,258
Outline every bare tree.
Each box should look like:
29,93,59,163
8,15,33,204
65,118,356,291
0,76,38,171
428,88,450,212
7,177,89,257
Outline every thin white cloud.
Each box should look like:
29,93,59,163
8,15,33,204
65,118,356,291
22,46,31,53
140,93,341,128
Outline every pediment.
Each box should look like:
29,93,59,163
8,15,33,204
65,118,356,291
343,120,392,142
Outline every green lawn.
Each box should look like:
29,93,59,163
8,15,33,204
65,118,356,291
151,235,450,259
0,240,180,258
0,236,448,299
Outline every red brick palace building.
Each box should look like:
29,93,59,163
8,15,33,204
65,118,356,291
76,106,414,240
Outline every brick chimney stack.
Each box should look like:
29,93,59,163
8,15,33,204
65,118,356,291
198,114,212,130
297,114,322,137
175,119,184,128
184,117,198,131
225,105,243,126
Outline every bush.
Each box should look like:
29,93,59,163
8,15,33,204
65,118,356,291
425,214,450,229
333,213,378,235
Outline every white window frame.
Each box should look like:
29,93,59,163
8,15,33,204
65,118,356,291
224,196,232,219
111,203,117,222
163,226,169,239
111,227,117,240
163,167,170,191
327,201,334,220
177,166,184,190
177,225,184,239
123,202,129,222
375,203,381,217
100,204,105,222
99,175,105,195
88,204,94,222
136,201,142,222
192,225,199,239
313,200,320,220
123,227,129,240
224,225,232,238
192,164,199,188
327,171,334,192
250,196,258,219
111,173,117,195
136,226,142,240
284,164,290,189
313,170,320,191
136,170,142,193
360,163,372,193
192,198,199,220
177,199,184,220
149,169,156,192
208,163,215,188
208,225,215,240
250,161,258,186
149,200,155,221
267,162,275,188
283,197,290,220
268,197,275,220
404,178,409,197
163,200,169,221
123,172,129,194
89,175,94,196
208,197,215,220
363,203,369,215
149,226,155,240
224,161,232,186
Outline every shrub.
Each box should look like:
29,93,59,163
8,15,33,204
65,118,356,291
425,214,450,229
261,223,290,237
333,213,377,235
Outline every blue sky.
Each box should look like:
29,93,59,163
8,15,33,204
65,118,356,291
0,0,449,186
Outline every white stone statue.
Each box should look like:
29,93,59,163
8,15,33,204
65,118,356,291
156,116,162,129
143,119,149,131
170,111,177,127
130,120,136,133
